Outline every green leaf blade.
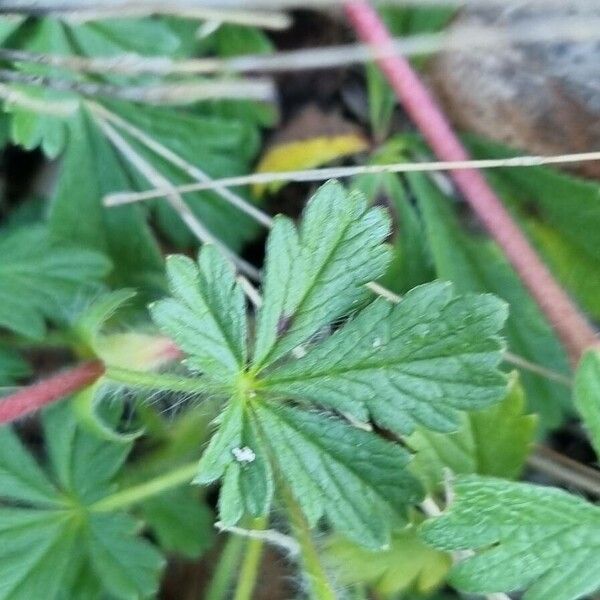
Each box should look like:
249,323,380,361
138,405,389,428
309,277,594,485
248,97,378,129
253,180,392,369
151,247,246,384
255,403,423,549
421,475,600,600
412,171,571,430
264,282,508,435
409,373,536,490
574,350,600,459
0,225,110,339
87,513,165,600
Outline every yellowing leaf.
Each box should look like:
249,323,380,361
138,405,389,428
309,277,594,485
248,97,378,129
253,134,368,196
325,524,451,596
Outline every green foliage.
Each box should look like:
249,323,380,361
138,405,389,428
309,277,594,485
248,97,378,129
468,136,600,321
0,404,165,600
0,348,30,386
421,475,600,600
50,110,165,295
151,181,508,548
366,6,454,138
410,171,571,429
141,487,215,559
253,180,391,368
409,373,536,490
325,522,451,596
574,350,600,458
0,225,110,339
351,149,435,294
1,15,271,297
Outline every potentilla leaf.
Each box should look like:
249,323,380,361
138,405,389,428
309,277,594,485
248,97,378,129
0,404,171,600
253,403,422,549
252,180,392,370
149,180,509,549
151,247,247,386
421,475,600,600
263,282,508,435
0,225,110,339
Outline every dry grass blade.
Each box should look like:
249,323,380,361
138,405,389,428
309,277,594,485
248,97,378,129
104,151,600,206
0,69,275,105
3,17,600,77
95,113,261,281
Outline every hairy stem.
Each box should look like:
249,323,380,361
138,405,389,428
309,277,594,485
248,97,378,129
90,461,198,512
344,0,597,364
205,533,246,600
105,366,209,395
0,360,104,424
283,487,336,600
232,516,268,600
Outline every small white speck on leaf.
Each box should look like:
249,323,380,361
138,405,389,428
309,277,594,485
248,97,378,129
292,345,307,358
372,337,382,348
232,446,256,464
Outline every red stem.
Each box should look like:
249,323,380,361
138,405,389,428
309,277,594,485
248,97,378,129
0,360,105,424
344,1,598,364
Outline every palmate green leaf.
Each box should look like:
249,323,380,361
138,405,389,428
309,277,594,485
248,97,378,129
0,404,165,600
0,224,110,339
2,16,181,157
263,281,508,435
150,246,247,385
411,172,571,429
150,181,508,549
253,180,392,369
409,373,536,490
574,350,600,458
421,476,600,600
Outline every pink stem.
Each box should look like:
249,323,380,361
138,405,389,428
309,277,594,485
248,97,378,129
344,1,598,364
0,361,105,424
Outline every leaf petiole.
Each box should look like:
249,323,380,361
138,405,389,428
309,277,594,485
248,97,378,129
282,486,336,600
232,516,268,600
90,461,198,512
105,366,209,395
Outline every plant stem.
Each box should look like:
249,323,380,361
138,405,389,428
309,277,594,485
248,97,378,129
0,360,104,424
283,487,336,600
343,0,598,364
232,516,268,600
90,461,198,512
105,366,209,394
529,445,600,498
205,533,246,600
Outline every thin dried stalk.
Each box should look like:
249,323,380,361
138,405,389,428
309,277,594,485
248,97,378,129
89,102,274,228
0,69,275,105
104,150,600,206
3,18,600,77
95,113,261,280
